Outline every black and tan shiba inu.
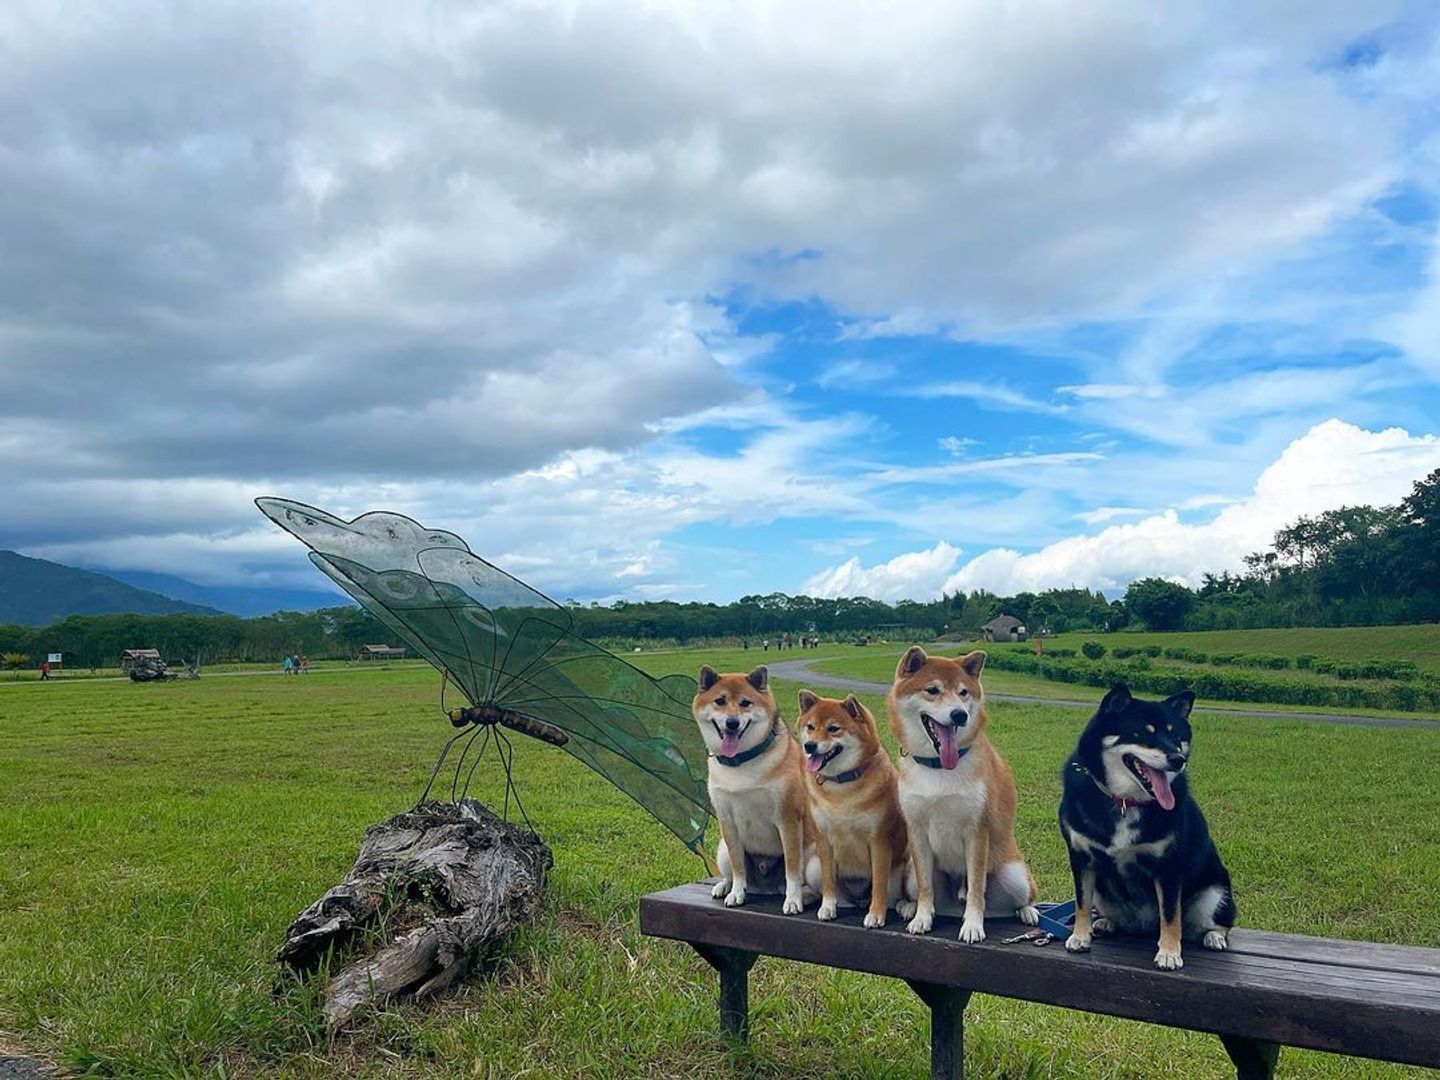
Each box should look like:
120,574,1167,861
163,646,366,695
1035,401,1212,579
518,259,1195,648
1059,682,1235,970
796,691,909,928
693,665,811,914
889,647,1039,943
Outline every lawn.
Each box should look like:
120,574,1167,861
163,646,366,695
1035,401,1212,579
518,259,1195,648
2,654,1438,1078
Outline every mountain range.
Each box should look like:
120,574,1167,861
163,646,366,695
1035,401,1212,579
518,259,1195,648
0,550,346,626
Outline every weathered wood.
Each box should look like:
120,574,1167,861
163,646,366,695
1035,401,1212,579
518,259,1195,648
639,882,1440,1070
279,800,551,1031
906,981,971,1079
691,944,757,1040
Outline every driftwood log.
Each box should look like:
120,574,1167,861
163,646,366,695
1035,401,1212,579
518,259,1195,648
278,799,552,1031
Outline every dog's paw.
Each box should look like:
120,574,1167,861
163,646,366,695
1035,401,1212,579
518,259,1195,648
896,899,917,920
1202,929,1229,951
711,879,730,900
1091,916,1113,935
817,899,838,921
1153,946,1184,971
723,884,747,908
863,910,886,929
958,918,986,944
906,909,934,935
1064,932,1092,953
781,892,804,916
1017,905,1040,926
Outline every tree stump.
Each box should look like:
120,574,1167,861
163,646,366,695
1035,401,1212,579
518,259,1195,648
278,799,552,1032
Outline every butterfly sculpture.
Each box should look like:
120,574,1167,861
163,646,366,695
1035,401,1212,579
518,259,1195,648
256,498,712,855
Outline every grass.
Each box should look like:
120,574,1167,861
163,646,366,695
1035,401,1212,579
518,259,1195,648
1,652,1438,1077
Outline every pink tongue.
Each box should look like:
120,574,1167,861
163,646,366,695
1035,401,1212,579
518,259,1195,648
805,754,826,773
936,725,961,770
720,732,740,757
1141,762,1175,810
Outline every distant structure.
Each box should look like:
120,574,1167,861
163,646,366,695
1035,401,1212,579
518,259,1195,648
119,648,163,672
981,614,1028,642
358,644,407,661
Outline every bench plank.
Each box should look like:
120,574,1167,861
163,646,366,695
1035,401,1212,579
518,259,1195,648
640,883,1440,1070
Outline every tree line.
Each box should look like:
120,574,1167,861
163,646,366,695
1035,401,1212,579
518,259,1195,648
3,467,1435,666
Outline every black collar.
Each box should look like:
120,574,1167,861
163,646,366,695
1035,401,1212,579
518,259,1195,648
911,746,970,769
816,762,867,786
712,719,780,767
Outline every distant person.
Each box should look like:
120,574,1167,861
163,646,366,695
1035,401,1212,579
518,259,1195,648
283,655,294,675
763,639,769,652
742,639,748,650
40,660,50,681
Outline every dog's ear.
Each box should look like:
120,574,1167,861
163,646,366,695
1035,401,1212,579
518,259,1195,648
1165,690,1195,721
746,666,769,692
797,689,819,714
897,645,928,678
842,694,866,721
1101,682,1132,714
959,650,987,678
698,665,718,692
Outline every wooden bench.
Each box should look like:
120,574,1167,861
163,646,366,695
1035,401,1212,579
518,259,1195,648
640,883,1440,1078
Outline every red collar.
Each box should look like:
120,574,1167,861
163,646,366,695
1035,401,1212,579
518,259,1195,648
1110,795,1145,812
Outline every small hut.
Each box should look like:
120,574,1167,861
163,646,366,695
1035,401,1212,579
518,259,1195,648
119,648,163,672
981,615,1028,642
358,644,407,661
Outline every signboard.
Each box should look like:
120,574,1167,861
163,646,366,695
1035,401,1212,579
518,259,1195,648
47,652,62,666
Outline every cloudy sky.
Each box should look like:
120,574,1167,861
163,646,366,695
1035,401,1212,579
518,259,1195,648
6,1,1440,604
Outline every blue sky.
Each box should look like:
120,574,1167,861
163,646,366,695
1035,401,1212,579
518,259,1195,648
5,2,1440,604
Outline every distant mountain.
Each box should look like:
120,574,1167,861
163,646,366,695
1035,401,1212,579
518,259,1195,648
103,569,349,617
0,551,223,626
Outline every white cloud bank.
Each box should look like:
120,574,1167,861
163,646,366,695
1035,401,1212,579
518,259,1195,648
803,420,1440,599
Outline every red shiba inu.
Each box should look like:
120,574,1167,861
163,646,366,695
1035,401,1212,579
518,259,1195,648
692,665,811,914
889,647,1039,942
796,691,909,928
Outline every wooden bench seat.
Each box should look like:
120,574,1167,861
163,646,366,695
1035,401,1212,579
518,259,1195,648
640,882,1440,1078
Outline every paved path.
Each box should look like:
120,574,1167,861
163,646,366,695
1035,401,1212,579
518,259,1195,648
766,657,1440,731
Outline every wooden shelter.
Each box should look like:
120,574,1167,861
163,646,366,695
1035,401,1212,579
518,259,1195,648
358,644,407,661
119,648,162,672
981,615,1027,642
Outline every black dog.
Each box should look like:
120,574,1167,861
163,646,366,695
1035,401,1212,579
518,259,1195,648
1058,682,1234,970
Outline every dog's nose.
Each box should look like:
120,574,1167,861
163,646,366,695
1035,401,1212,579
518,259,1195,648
803,741,818,754
1167,753,1186,771
949,708,968,725
724,717,741,732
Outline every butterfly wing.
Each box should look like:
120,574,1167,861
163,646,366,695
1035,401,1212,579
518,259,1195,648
256,497,712,851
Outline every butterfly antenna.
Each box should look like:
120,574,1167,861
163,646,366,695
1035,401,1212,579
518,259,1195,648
419,725,471,805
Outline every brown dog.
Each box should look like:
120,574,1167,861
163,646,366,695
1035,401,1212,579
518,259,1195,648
889,647,1039,942
797,691,909,927
693,665,811,913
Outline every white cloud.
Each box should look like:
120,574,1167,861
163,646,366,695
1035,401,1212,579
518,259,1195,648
803,420,1440,600
802,541,963,602
938,436,979,455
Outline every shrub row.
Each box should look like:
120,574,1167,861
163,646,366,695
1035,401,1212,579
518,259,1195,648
984,651,1440,712
1081,641,1106,659
1309,657,1420,681
1093,644,1423,682
1111,644,1162,659
1162,646,1209,663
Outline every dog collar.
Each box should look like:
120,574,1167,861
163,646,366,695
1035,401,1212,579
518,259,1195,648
712,719,780,767
816,763,867,786
1069,761,1145,812
909,746,970,769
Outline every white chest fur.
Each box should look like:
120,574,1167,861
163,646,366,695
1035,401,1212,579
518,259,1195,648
709,762,785,854
1065,811,1174,867
899,756,988,870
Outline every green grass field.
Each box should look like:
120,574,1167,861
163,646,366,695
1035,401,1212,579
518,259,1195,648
2,652,1439,1078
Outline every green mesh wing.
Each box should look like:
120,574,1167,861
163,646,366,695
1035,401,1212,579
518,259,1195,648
255,497,711,851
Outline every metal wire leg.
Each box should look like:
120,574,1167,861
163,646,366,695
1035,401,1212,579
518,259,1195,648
419,726,472,805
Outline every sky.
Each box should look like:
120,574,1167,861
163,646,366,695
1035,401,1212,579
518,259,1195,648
6,1,1440,606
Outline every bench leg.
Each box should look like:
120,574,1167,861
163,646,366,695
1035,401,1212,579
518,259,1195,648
1219,1034,1280,1080
907,980,973,1080
691,944,758,1041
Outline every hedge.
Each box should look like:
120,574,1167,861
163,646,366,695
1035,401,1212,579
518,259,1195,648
1081,641,1106,660
983,651,1440,712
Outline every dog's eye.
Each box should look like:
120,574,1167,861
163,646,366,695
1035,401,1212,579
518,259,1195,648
925,686,940,695
739,698,751,708
714,695,726,706
958,687,969,698
826,725,841,734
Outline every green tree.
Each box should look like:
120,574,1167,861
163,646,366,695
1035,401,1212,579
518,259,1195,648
3,652,27,679
1123,578,1196,632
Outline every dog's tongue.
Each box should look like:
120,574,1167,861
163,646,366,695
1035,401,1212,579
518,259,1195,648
805,753,826,773
936,724,961,770
720,731,741,757
1140,762,1176,810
